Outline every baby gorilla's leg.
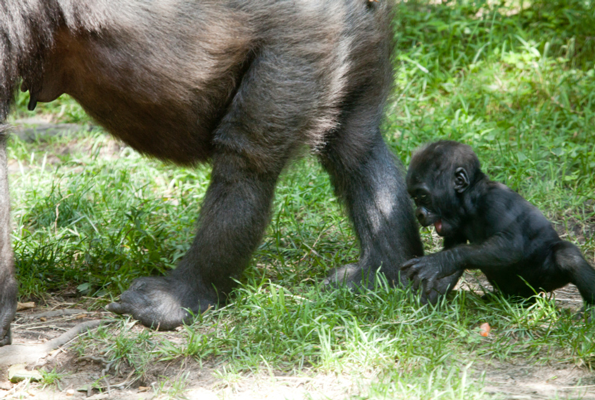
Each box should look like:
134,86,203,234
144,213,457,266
554,241,595,320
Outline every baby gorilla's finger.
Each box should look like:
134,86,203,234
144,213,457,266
425,275,438,295
401,258,420,270
406,262,425,281
412,272,426,291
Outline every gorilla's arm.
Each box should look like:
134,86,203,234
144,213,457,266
412,234,467,304
402,228,524,294
443,234,466,250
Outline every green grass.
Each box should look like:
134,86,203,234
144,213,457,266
6,0,595,398
39,368,65,389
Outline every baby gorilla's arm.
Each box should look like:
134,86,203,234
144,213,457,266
401,230,524,295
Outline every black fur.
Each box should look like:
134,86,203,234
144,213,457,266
0,0,424,344
402,141,595,312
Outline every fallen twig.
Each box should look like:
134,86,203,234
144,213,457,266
25,309,88,320
0,320,105,366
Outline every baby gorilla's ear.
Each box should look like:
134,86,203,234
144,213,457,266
454,167,469,193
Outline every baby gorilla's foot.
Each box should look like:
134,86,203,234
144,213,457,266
107,276,217,330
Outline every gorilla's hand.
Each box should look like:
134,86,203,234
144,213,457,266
401,253,460,295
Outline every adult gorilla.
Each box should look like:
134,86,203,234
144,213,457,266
0,0,426,345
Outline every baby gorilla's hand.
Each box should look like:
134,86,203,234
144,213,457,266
401,253,459,294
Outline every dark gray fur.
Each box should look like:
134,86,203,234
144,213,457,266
0,0,423,343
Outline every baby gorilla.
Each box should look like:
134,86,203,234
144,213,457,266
401,140,595,313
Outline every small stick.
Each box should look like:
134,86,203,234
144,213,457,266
0,320,104,366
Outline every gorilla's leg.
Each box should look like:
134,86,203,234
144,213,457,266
108,50,304,329
108,152,282,329
320,103,424,289
0,131,17,346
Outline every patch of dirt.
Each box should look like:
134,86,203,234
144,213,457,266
482,361,595,400
1,305,187,399
0,303,363,400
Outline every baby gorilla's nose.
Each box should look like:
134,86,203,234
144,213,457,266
415,208,427,225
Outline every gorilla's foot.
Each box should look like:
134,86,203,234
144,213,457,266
0,281,17,347
107,276,217,330
323,263,380,290
0,325,11,347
